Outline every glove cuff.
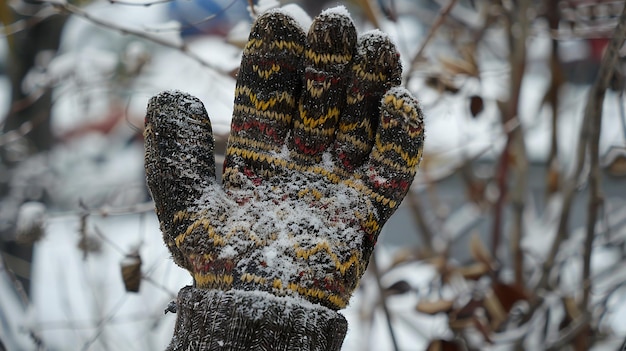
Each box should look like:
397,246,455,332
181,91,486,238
167,286,348,351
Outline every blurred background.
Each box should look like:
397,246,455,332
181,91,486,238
1,0,626,350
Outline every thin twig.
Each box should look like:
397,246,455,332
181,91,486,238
93,225,127,256
546,313,591,351
81,293,129,351
580,4,626,348
49,201,155,221
0,256,46,349
106,0,172,6
618,89,626,141
405,191,434,254
545,0,564,197
371,251,400,351
405,0,459,85
44,0,225,74
493,0,529,263
0,6,57,37
526,0,626,327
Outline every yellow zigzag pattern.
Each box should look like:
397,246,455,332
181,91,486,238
383,95,420,118
194,272,234,288
252,63,280,79
305,50,351,65
338,119,372,137
241,272,267,284
353,210,380,234
235,85,296,106
175,212,364,309
244,39,304,55
286,282,346,309
294,242,361,275
298,106,340,129
297,188,323,200
228,135,282,152
347,93,364,104
174,212,266,248
226,147,342,183
235,86,295,112
380,116,423,139
233,104,292,124
352,64,386,81
373,140,421,168
362,212,380,234
306,79,332,98
224,147,399,209
343,179,398,209
371,151,419,175
175,217,226,247
196,270,349,308
293,120,336,136
335,133,371,153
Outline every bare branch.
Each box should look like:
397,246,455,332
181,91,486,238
405,0,458,85
546,313,591,351
371,252,400,351
405,191,434,254
580,4,626,348
44,0,227,74
0,6,57,37
493,0,530,265
525,1,626,333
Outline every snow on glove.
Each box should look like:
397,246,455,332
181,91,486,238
145,7,424,312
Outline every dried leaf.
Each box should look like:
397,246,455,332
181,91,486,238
121,252,142,293
452,262,490,280
563,296,582,320
426,339,464,351
470,233,495,269
448,317,475,330
385,280,412,296
452,298,482,320
469,95,484,117
355,0,381,28
491,282,528,312
605,150,626,177
439,48,479,78
77,235,102,255
425,75,460,94
483,290,507,329
426,255,448,274
416,299,455,315
15,201,47,244
472,314,494,343
546,166,560,194
389,248,418,268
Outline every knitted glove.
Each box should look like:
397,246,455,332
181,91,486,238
145,6,424,351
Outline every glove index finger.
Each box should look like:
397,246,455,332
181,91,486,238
224,9,306,187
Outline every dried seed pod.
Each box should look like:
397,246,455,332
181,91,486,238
15,201,47,244
120,251,142,293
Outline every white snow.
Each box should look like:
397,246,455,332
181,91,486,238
280,4,313,32
250,0,280,17
15,201,47,241
321,5,351,20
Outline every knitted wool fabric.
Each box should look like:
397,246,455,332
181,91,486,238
166,287,347,351
145,6,424,350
